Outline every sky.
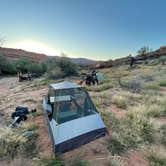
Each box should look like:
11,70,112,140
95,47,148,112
0,0,166,60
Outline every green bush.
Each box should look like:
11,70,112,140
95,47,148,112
45,57,78,79
26,63,45,74
15,57,32,73
159,79,166,87
57,57,78,76
0,55,8,73
2,62,17,74
38,159,64,166
0,56,47,75
0,55,17,74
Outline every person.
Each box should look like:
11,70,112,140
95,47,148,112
129,54,135,68
27,72,32,81
85,74,92,85
91,70,99,85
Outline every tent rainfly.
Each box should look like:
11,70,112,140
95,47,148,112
43,81,106,153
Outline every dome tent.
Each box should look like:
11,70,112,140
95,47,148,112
43,81,106,153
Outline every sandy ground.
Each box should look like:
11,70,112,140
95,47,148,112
0,77,150,166
0,77,53,160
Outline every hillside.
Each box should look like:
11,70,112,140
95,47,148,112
0,47,97,65
96,46,166,68
0,47,48,62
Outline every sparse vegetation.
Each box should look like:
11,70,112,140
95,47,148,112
86,82,114,92
160,125,166,147
38,158,63,166
1,56,166,165
0,127,38,160
111,95,128,109
145,146,166,166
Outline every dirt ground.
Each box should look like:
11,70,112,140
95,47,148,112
0,77,52,160
0,77,150,166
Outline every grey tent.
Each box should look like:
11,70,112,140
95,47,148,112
43,81,106,153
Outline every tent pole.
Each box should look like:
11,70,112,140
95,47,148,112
54,88,62,156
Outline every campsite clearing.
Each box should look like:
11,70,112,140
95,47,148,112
0,64,166,166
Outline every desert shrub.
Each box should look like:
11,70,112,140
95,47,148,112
160,125,166,147
159,79,166,86
0,56,17,74
126,78,144,92
159,56,166,65
148,155,166,166
0,56,47,75
100,112,120,131
15,57,32,73
0,55,8,73
19,132,38,158
107,136,126,155
141,73,154,82
26,63,46,75
91,93,111,111
67,159,90,166
123,114,154,146
146,147,166,166
0,127,38,160
0,130,21,159
21,122,39,131
107,111,155,154
39,159,64,166
0,128,25,159
45,57,78,79
142,95,166,118
1,62,17,74
57,57,78,77
39,157,89,166
145,82,160,90
46,66,64,79
111,95,128,109
146,104,166,118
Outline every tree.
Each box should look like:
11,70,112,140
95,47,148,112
137,46,152,55
57,57,78,76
